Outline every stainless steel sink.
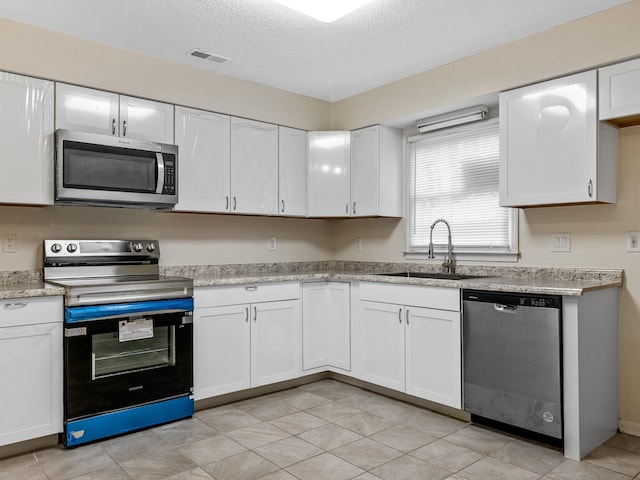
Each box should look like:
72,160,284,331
374,272,486,280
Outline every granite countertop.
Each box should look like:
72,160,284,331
0,271,65,300
169,262,622,297
0,262,624,300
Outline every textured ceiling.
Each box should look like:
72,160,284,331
0,0,631,101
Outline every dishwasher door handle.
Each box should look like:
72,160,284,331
494,303,520,313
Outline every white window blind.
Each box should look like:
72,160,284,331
408,118,516,255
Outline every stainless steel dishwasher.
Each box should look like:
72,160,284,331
462,289,563,444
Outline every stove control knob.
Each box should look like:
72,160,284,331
51,243,62,253
66,243,78,253
133,242,144,252
146,243,156,252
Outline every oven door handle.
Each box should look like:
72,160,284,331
66,287,193,307
65,297,194,323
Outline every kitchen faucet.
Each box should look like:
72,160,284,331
427,218,454,274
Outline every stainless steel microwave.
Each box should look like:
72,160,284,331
55,130,178,209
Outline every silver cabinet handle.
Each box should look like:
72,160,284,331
122,120,127,137
346,204,349,215
353,202,357,215
398,308,402,323
225,196,229,211
112,118,116,135
588,179,593,197
281,200,285,213
3,303,27,310
245,286,257,291
253,306,257,322
245,307,249,323
406,309,410,325
233,197,237,211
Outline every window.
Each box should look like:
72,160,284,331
407,118,518,260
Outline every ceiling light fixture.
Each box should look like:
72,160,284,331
416,105,489,133
271,0,374,23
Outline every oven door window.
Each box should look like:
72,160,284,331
92,322,176,379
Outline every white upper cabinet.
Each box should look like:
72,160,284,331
350,125,402,217
499,70,618,207
0,72,54,205
278,126,307,216
230,117,279,215
599,57,640,125
56,83,174,144
307,131,351,217
118,95,174,144
174,107,231,213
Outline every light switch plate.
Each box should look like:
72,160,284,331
551,233,571,252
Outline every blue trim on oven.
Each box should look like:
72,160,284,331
64,395,194,447
65,298,194,323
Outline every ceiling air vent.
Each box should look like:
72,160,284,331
187,49,230,64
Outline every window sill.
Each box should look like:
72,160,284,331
404,250,520,263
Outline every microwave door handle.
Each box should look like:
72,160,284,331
156,153,165,194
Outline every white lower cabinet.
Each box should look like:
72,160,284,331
0,297,63,446
302,281,350,372
251,300,301,387
356,283,461,409
194,304,251,399
194,283,300,400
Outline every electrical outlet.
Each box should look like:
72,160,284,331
269,236,277,251
551,233,571,252
355,237,362,251
628,232,640,252
3,234,16,253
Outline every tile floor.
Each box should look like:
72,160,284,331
2,379,640,479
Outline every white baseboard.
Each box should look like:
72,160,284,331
619,420,640,437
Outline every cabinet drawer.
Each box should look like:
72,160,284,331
359,282,460,311
195,282,300,308
0,296,63,327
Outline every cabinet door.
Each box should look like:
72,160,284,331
175,107,231,213
279,126,307,216
119,96,174,144
0,322,62,445
194,304,250,399
55,83,119,136
307,131,350,217
302,283,329,371
351,126,380,217
599,57,640,123
499,71,600,206
251,300,300,387
0,73,54,205
405,306,461,408
357,300,404,391
327,282,351,371
230,118,279,215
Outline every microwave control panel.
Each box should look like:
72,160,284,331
163,159,176,195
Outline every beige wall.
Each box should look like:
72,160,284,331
2,2,640,428
0,206,334,269
330,0,640,130
0,17,335,270
0,18,331,130
329,1,640,428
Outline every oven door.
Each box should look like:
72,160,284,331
64,298,193,421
